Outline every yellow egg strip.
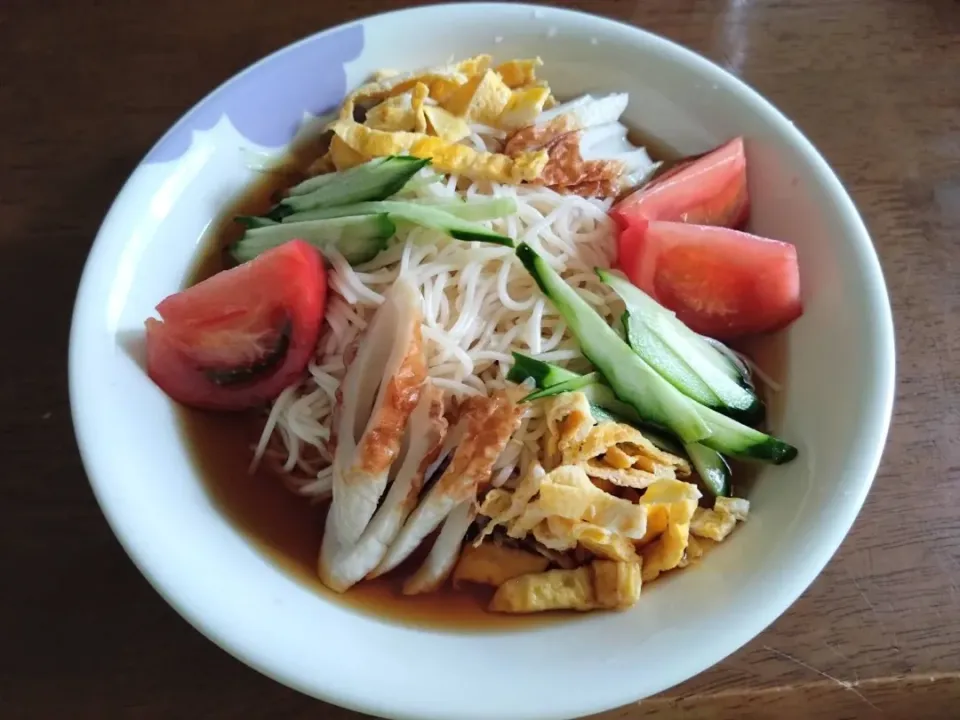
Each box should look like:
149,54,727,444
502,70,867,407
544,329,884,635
330,119,549,184
443,69,513,124
411,82,429,134
498,85,552,130
339,55,493,120
495,57,543,88
327,134,368,171
422,105,471,143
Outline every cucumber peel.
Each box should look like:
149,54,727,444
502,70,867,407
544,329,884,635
698,405,798,464
515,243,711,443
523,372,601,402
273,156,430,216
684,442,732,497
507,353,742,492
600,270,764,424
230,214,394,265
285,200,514,247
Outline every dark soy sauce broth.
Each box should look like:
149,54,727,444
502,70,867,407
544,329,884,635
179,156,535,630
180,407,519,630
176,122,786,630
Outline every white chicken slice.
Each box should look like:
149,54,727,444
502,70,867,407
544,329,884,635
371,391,523,578
578,123,659,187
319,278,427,589
320,383,446,593
504,93,630,154
536,93,629,129
503,93,656,196
402,499,476,595
538,124,656,195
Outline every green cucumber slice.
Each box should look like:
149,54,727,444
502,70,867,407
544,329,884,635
408,197,518,221
523,372,601,402
283,200,514,247
275,156,430,215
600,270,764,424
698,405,798,464
235,216,279,229
684,442,732,497
229,214,394,265
507,351,578,387
514,243,711,443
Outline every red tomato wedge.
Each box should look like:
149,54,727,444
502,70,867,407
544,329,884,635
145,239,327,410
620,219,801,339
612,137,749,270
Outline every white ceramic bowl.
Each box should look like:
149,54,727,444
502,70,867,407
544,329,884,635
69,4,895,719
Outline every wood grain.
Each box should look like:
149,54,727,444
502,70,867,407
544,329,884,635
1,0,958,718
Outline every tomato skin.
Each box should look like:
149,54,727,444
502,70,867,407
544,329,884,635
145,240,326,410
616,217,648,282
611,137,749,246
620,220,802,339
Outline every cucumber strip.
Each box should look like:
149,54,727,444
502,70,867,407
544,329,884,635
598,269,744,385
229,214,394,265
684,442,732,497
282,201,514,247
523,372,601,402
279,156,430,211
600,270,764,424
515,244,711,443
408,196,518,221
398,171,443,193
235,216,279,229
280,198,516,224
622,310,720,406
507,350,796,466
507,351,579,387
607,273,749,388
698,404,798,464
586,371,796,465
284,159,418,197
699,335,754,387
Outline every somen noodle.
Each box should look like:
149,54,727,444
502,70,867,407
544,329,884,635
253,164,628,500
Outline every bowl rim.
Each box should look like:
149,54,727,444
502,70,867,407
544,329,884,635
69,3,896,718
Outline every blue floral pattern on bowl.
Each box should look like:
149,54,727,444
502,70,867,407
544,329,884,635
144,24,364,164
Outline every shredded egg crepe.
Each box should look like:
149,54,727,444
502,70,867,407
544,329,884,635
320,53,655,192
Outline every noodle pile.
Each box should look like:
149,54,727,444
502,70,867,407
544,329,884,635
253,156,627,498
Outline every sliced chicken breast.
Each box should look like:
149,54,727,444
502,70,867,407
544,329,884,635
371,391,522,579
402,499,476,595
321,383,447,592
319,278,426,589
502,93,656,196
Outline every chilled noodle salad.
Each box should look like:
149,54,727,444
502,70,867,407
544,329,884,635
144,56,803,615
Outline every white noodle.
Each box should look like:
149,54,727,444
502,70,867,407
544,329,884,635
254,176,620,493
250,384,298,471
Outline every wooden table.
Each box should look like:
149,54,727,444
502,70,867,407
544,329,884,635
2,1,957,718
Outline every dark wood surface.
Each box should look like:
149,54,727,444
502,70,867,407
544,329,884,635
2,1,958,718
